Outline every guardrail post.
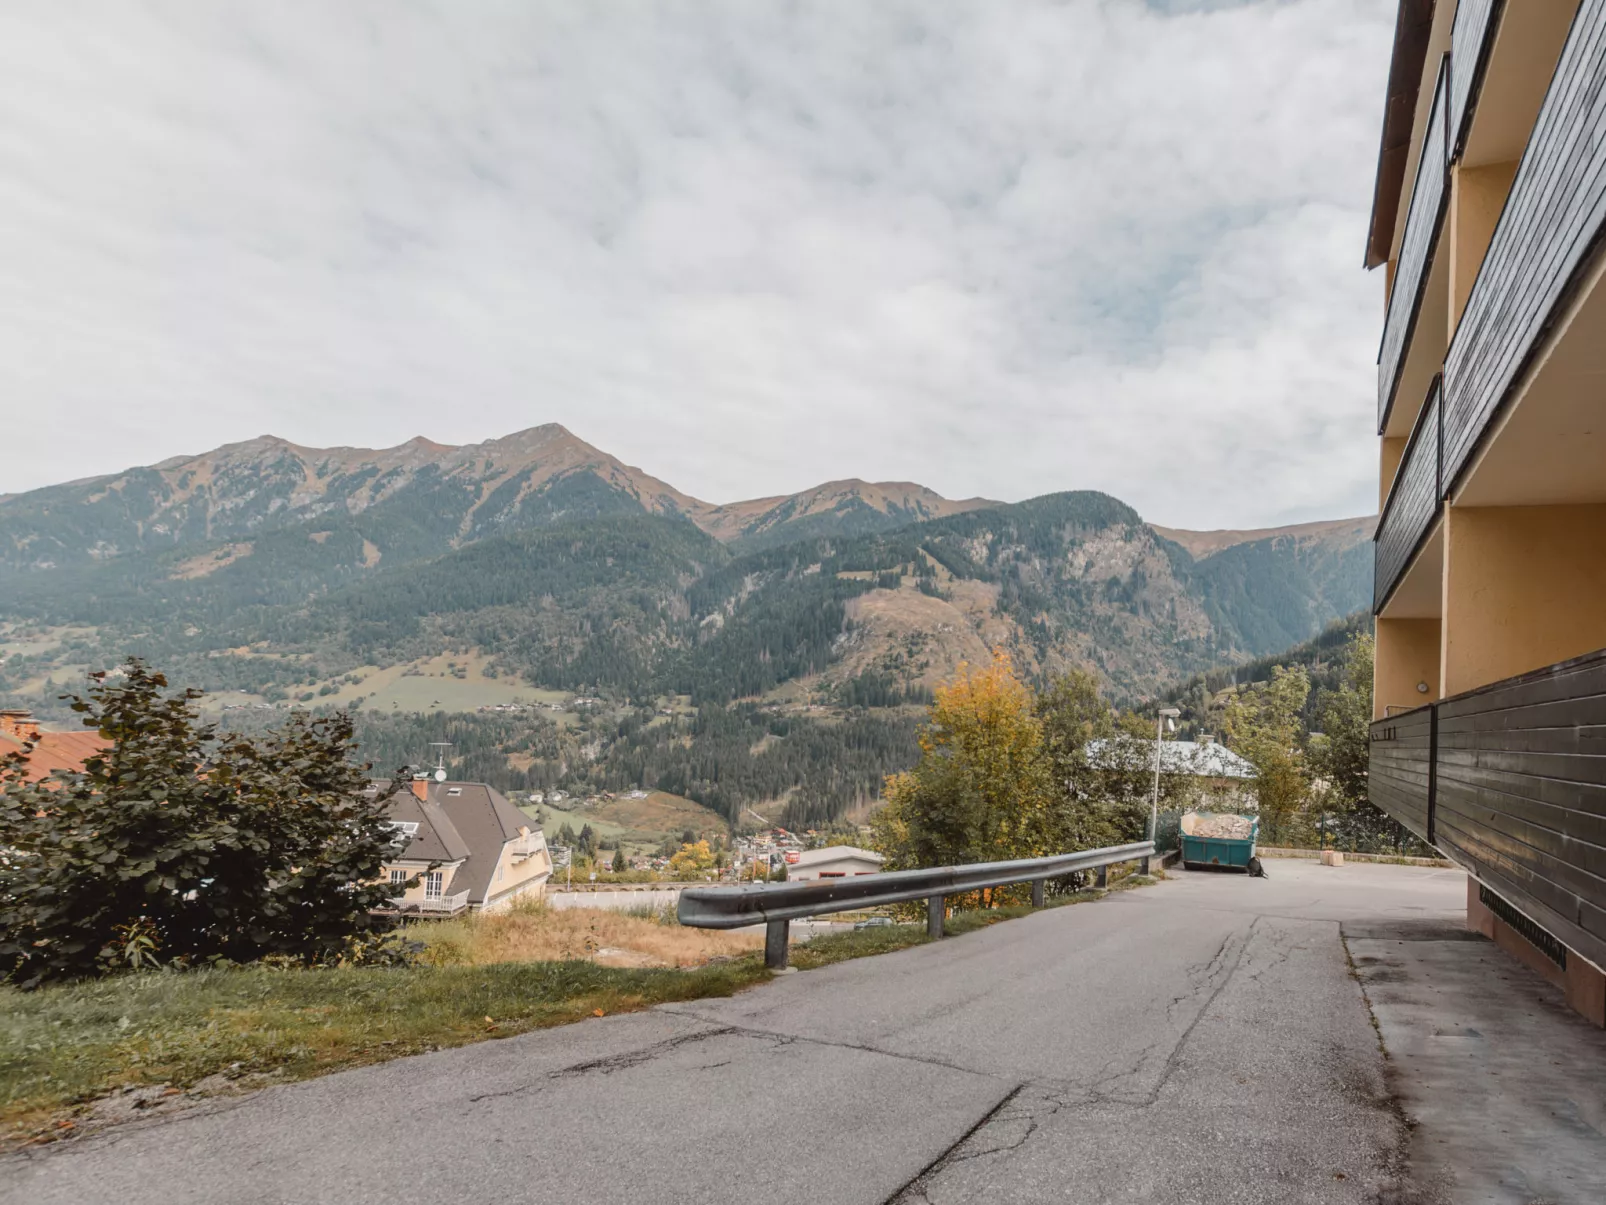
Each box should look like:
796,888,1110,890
765,919,790,970
1139,856,1151,876
1095,865,1108,889
927,894,944,938
1031,880,1045,908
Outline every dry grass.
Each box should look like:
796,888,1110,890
417,900,763,969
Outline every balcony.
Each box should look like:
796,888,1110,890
1374,378,1441,613
391,890,471,915
1442,0,1606,492
1378,58,1449,434
1368,646,1606,971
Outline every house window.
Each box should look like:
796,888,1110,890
817,871,845,878
446,787,462,797
425,871,444,900
388,869,407,885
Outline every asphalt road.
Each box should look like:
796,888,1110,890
1,861,1477,1204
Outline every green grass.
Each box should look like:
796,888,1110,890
0,957,768,1146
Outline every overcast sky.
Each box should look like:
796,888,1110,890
2,0,1392,528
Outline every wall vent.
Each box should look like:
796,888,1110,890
1480,884,1567,969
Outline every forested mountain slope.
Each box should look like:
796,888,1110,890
0,429,1375,830
0,486,1371,710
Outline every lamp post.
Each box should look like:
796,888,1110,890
1151,707,1182,845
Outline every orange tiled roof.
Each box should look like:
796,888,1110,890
0,728,108,783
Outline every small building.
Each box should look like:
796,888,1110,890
789,846,884,881
382,779,552,915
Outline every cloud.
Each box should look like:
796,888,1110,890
0,0,1393,527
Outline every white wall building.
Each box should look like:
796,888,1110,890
789,846,884,881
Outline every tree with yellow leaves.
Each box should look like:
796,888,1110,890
667,839,716,878
872,651,1054,870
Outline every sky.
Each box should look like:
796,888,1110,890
1,0,1394,529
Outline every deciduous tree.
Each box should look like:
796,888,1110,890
873,652,1054,869
1223,665,1311,841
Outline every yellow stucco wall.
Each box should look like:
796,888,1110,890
1375,617,1442,719
1380,436,1408,509
1449,160,1520,335
1442,503,1606,695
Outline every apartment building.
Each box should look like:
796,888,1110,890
1365,0,1606,1024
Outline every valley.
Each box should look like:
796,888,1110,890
0,425,1374,831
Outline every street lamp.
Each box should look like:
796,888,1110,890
1151,708,1181,845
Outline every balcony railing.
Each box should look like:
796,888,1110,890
1449,0,1499,157
1374,377,1442,612
1368,645,1606,972
1443,0,1606,491
391,890,470,914
1378,57,1450,434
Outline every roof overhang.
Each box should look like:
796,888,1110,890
1365,0,1437,269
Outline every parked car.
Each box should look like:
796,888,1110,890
854,916,894,930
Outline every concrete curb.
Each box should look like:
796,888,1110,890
1257,846,1453,869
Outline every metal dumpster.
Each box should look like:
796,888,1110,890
1179,811,1259,871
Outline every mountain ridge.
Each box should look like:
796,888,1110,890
0,424,1001,570
0,424,1372,572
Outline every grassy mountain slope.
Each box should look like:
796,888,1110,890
0,426,1001,573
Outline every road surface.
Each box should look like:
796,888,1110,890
6,859,1600,1203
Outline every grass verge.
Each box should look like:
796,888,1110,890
1,957,767,1148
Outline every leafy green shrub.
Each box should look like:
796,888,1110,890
0,660,412,988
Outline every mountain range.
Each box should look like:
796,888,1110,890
0,424,994,571
0,425,1374,713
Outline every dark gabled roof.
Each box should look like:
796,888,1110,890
388,781,536,904
1365,0,1437,269
384,788,472,864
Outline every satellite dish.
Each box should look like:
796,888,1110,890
434,768,448,782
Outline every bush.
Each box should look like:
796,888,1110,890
0,660,411,988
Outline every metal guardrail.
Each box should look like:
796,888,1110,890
678,840,1155,969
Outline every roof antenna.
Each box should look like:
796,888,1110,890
429,742,451,783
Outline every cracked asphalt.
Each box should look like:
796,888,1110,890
3,861,1470,1205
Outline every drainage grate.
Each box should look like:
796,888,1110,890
1480,885,1567,969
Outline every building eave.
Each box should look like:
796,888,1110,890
1365,0,1437,269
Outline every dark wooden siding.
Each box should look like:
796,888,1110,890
1374,378,1441,612
1450,0,1501,156
1369,705,1435,844
1443,0,1606,489
1378,58,1449,433
1370,648,1606,971
1434,648,1606,972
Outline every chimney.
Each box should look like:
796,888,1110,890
410,774,430,802
0,709,40,743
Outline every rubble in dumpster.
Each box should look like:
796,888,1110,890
1180,812,1256,840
